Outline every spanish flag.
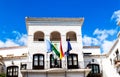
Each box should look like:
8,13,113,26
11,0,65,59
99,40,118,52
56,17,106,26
60,40,64,59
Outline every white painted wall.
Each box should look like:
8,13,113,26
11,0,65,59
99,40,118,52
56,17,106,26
83,47,101,55
27,19,84,69
101,36,120,77
0,47,28,77
0,47,28,57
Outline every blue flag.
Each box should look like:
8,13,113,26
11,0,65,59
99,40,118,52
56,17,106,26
46,39,52,53
65,41,72,56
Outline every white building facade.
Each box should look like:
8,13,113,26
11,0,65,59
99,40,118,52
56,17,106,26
0,17,120,77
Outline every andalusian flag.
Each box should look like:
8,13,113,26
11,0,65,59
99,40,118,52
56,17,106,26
51,44,60,58
46,39,60,57
60,40,64,59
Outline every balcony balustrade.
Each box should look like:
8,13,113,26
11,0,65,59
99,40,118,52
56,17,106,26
20,61,91,76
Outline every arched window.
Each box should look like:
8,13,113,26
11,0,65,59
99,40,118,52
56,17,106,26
7,66,18,77
67,54,78,69
66,31,77,41
87,64,100,74
50,54,61,68
33,54,44,69
34,31,44,41
50,31,61,41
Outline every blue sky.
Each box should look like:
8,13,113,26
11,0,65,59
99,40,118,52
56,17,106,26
0,0,120,53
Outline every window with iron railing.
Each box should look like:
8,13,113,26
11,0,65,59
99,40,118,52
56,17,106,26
33,54,44,69
50,54,61,68
7,66,18,77
67,54,78,69
87,64,100,74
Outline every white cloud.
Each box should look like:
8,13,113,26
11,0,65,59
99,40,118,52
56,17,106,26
82,28,117,53
0,40,4,47
111,10,120,25
92,38,100,45
101,40,115,54
12,30,22,40
17,34,27,45
0,39,19,48
93,28,117,41
0,31,27,48
4,39,19,47
82,35,92,46
12,31,28,46
82,35,100,46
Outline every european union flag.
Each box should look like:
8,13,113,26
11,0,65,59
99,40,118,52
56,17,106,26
65,41,72,56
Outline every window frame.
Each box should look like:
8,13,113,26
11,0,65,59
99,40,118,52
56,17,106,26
67,54,78,69
50,31,61,41
87,64,100,74
50,54,62,68
7,66,19,77
33,31,44,41
66,31,77,41
33,54,44,69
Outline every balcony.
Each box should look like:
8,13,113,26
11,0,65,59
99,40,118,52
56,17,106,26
20,62,91,76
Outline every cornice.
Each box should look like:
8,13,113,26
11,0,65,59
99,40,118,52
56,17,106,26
83,46,100,49
26,17,84,22
0,46,27,50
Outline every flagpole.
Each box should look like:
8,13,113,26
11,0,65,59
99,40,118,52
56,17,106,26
65,55,67,77
64,38,72,77
46,52,48,77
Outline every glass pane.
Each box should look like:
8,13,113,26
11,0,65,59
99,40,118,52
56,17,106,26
9,68,12,76
13,72,16,75
93,65,96,73
57,61,60,65
8,69,10,72
34,61,38,66
39,61,43,65
16,68,18,71
16,71,18,75
34,56,38,60
94,65,99,73
10,68,12,72
52,61,54,66
74,61,77,65
39,56,43,60
73,56,77,60
69,61,72,65
13,68,15,72
10,72,12,76
68,56,72,60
